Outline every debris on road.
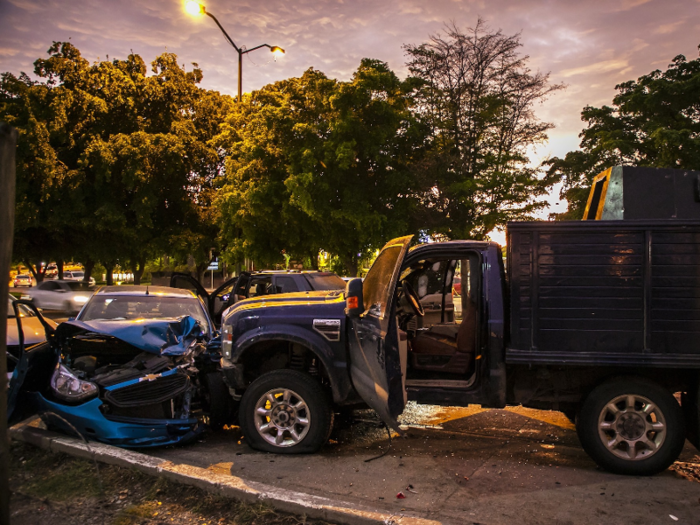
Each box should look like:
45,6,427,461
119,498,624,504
396,492,406,499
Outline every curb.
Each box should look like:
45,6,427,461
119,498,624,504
10,417,442,525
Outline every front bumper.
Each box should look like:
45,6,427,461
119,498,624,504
220,359,245,389
29,393,203,448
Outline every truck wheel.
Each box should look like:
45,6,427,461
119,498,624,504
202,372,234,431
577,378,685,475
240,370,333,453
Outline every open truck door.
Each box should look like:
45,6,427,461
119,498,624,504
169,272,250,328
346,236,413,433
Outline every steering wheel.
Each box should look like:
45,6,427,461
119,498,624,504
400,280,425,317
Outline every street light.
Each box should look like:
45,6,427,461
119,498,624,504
184,0,285,104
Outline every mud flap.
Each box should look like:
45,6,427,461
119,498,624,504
681,380,700,450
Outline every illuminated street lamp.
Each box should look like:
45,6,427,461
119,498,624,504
184,0,285,103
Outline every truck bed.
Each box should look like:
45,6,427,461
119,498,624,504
506,220,700,368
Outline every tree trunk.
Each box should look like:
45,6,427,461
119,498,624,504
104,263,115,285
57,259,64,280
342,254,358,277
0,121,18,525
131,257,146,286
83,258,95,283
196,261,207,284
25,259,47,283
308,252,319,271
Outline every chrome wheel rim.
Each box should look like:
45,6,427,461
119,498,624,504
597,394,666,461
253,388,311,447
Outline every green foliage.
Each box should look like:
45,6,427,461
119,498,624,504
547,50,700,219
217,60,422,275
1,42,231,281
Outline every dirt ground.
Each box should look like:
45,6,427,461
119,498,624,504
9,441,334,525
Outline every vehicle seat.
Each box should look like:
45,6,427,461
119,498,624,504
409,302,476,375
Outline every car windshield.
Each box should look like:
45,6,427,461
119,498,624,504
70,271,84,278
303,273,346,291
79,295,210,336
7,296,34,318
65,281,93,291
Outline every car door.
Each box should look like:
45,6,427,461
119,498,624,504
169,272,249,327
347,235,413,433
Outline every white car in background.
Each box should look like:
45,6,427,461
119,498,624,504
22,280,95,314
63,270,96,286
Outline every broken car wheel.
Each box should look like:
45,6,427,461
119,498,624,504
577,378,685,475
240,369,333,453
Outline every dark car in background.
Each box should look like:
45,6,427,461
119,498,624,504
170,271,346,327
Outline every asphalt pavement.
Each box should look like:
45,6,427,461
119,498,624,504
143,402,700,524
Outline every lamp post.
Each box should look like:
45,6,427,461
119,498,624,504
185,0,285,103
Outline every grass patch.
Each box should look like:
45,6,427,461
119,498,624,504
10,441,335,524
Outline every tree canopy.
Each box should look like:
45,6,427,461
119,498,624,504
547,50,700,220
3,30,563,279
1,43,231,282
404,20,563,239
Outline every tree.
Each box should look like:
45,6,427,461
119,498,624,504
547,49,700,220
404,20,564,239
1,43,231,282
217,60,422,275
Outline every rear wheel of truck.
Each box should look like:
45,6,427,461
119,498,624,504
240,370,333,453
577,378,685,475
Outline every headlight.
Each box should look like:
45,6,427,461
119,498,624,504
73,295,89,304
222,324,232,359
50,364,98,402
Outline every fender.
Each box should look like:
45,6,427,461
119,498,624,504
231,323,353,403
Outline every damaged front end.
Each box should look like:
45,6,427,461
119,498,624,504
26,315,227,447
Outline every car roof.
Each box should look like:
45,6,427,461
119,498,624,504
93,285,197,298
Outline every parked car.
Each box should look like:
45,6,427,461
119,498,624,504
13,274,32,287
63,270,96,286
21,280,95,314
170,270,347,327
7,288,233,445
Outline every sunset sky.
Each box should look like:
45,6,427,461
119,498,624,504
1,0,699,226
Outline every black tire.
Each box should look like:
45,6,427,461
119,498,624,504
202,372,235,431
239,369,333,454
577,378,685,475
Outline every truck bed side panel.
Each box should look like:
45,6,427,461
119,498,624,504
507,221,700,367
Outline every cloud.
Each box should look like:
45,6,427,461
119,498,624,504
559,59,631,78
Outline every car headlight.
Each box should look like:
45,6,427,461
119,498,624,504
50,364,98,402
73,295,89,304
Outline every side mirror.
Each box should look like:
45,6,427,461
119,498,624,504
344,278,364,317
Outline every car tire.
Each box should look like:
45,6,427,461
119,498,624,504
240,369,333,454
577,378,685,475
202,371,235,431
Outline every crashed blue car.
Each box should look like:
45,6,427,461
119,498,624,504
8,288,233,447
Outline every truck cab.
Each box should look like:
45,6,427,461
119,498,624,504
218,236,507,451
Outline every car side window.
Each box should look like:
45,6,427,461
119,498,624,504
275,276,299,294
248,277,273,297
39,282,59,291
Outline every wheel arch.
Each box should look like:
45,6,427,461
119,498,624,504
233,328,345,402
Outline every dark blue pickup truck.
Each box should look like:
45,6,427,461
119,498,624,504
204,217,700,476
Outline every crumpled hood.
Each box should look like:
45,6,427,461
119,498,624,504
55,316,204,355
